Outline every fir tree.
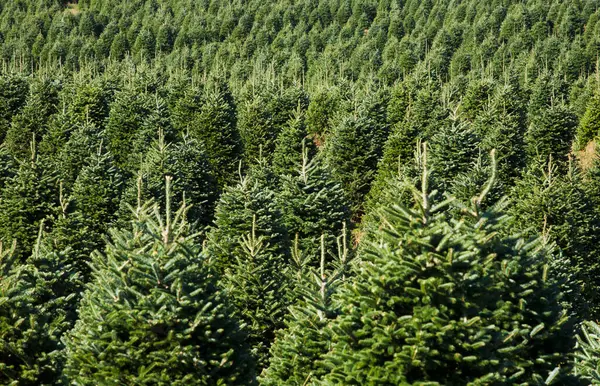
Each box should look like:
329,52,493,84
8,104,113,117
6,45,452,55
220,215,291,370
119,134,218,228
317,152,579,385
0,148,58,262
171,81,242,188
575,321,600,384
525,104,577,168
4,78,60,160
63,184,255,385
105,89,152,172
508,158,600,320
324,87,390,216
205,164,289,275
576,90,600,149
276,144,350,261
272,109,315,177
261,235,349,385
0,229,76,385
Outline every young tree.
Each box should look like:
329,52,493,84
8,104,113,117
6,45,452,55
171,81,242,188
576,90,600,149
276,144,350,261
63,189,256,385
272,109,314,177
261,235,349,385
0,150,58,262
575,321,600,384
220,215,291,370
317,155,579,384
508,158,600,320
324,88,390,215
205,165,289,275
119,134,218,228
525,104,577,168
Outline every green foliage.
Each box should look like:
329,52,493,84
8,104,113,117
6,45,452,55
238,85,308,165
171,81,242,188
272,110,314,177
63,199,256,385
508,159,600,320
261,236,349,385
104,88,152,172
575,321,600,384
0,229,78,385
577,91,600,149
206,167,289,275
276,146,350,261
119,135,218,227
220,216,291,369
525,104,577,167
317,168,578,385
324,87,389,215
0,155,58,262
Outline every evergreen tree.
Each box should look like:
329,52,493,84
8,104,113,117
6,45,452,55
0,149,58,262
575,320,600,384
63,190,256,385
576,90,600,149
0,229,77,385
508,158,600,319
429,120,481,192
272,109,314,177
525,104,577,168
205,165,289,275
105,89,152,172
276,144,350,261
220,215,291,370
261,235,349,385
317,157,579,384
0,75,29,142
4,78,60,160
324,87,390,215
238,85,309,165
119,134,218,228
171,81,242,188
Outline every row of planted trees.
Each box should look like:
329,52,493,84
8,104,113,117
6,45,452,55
2,64,600,382
6,143,600,384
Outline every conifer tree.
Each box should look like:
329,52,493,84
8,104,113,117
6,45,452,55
220,215,291,370
276,143,350,261
0,147,58,262
171,81,242,188
261,234,349,386
105,89,152,172
576,90,600,149
575,321,600,384
63,184,255,385
4,78,60,160
0,74,29,142
238,85,309,165
317,151,579,385
205,162,289,275
272,109,315,177
508,158,600,319
0,228,77,385
54,121,104,189
119,134,218,228
525,104,577,168
324,87,390,215
367,81,447,212
429,120,481,192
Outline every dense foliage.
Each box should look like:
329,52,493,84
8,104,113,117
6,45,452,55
1,0,600,383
